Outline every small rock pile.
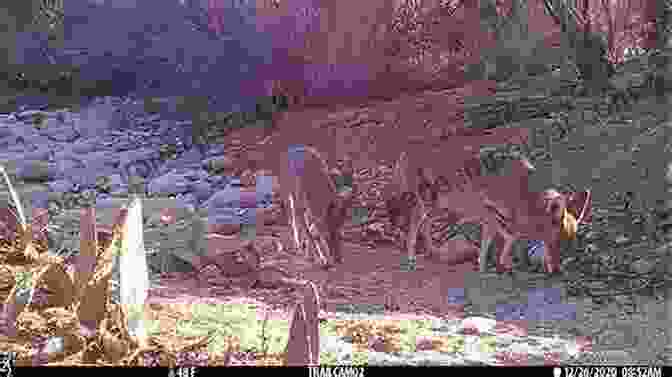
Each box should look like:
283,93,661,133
0,97,280,269
0,97,272,213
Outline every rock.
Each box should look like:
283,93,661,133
175,148,205,168
16,161,55,182
0,127,13,139
70,140,100,154
121,148,161,169
205,188,260,210
107,174,126,192
527,287,563,306
584,231,598,240
206,144,227,157
205,155,236,174
585,243,599,252
445,288,467,306
496,303,528,321
121,149,161,180
206,174,230,187
204,234,250,259
148,171,191,196
38,120,80,143
81,150,121,172
255,173,276,195
207,222,242,236
48,180,75,194
68,168,100,190
23,149,51,161
459,317,496,335
528,303,577,322
190,181,213,202
96,197,192,226
320,335,353,364
182,169,208,182
631,258,656,275
368,335,388,352
205,210,250,230
415,336,436,351
178,193,198,207
109,186,130,197
75,100,120,138
614,235,629,244
52,155,86,180
147,250,195,275
14,109,50,121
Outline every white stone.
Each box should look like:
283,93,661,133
119,196,149,343
461,317,497,334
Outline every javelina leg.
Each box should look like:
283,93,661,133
479,221,498,273
306,220,329,267
406,202,425,266
288,194,308,253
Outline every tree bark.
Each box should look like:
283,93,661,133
542,0,614,94
474,0,549,82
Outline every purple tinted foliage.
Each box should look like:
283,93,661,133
260,0,377,101
287,145,306,177
255,0,377,100
303,63,373,99
30,191,50,211
31,335,49,366
0,303,18,334
445,288,466,305
30,287,49,307
79,320,98,338
257,0,322,53
527,239,545,259
143,350,162,367
176,350,209,367
527,287,562,306
29,0,276,114
496,287,576,322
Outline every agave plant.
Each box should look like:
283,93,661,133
13,269,35,306
14,270,33,291
0,164,59,262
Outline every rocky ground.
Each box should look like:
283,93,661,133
0,89,671,365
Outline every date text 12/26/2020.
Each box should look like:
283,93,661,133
563,366,663,377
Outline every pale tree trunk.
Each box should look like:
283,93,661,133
542,0,614,94
642,0,671,52
646,0,672,104
475,0,544,81
661,1,672,359
317,0,395,74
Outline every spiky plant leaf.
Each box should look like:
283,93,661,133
0,165,27,230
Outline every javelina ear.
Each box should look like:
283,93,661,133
520,157,535,172
543,188,562,200
566,189,592,224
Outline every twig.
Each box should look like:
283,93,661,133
0,165,27,230
259,308,270,362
